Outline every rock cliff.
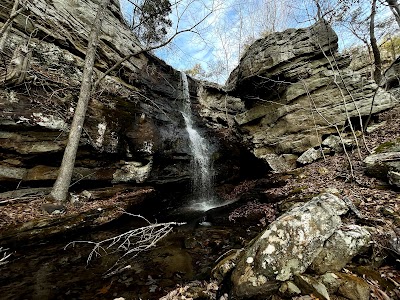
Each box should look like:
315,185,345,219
0,0,252,198
217,21,399,172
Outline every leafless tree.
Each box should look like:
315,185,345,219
370,0,383,83
385,0,400,27
0,0,24,52
50,0,111,202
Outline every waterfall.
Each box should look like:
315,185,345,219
180,72,215,210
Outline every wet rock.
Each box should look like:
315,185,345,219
112,160,152,184
230,193,348,298
310,225,371,274
294,274,330,300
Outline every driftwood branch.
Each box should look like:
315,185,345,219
0,247,12,265
64,210,185,275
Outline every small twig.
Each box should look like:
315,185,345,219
0,196,38,205
0,247,12,265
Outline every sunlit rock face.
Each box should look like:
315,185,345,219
231,193,348,298
225,21,399,172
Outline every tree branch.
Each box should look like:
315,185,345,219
93,8,213,88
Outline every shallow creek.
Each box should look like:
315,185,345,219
0,208,261,300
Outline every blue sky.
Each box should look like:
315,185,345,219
119,0,398,84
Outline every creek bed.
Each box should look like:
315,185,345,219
0,211,261,300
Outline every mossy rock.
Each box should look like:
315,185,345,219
374,138,400,153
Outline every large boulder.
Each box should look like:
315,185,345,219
230,193,348,298
225,21,398,171
364,138,400,187
310,225,371,274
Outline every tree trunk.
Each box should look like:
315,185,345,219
370,0,382,84
50,0,111,202
387,0,400,28
0,0,21,52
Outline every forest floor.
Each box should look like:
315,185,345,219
0,105,399,298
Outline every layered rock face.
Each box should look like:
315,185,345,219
0,0,181,190
0,0,248,194
224,21,398,171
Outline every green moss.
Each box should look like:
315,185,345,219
374,138,400,153
290,186,308,194
374,141,396,153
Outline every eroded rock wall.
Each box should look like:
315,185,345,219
0,0,197,192
221,21,399,172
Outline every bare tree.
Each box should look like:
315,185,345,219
370,0,382,83
50,0,111,202
0,0,24,52
94,0,214,87
386,0,400,27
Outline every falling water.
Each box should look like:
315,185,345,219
180,72,215,210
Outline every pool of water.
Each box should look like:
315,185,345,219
0,215,260,300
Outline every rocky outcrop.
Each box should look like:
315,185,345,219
364,139,400,187
227,193,374,299
224,21,398,172
0,0,189,190
230,193,349,298
0,0,252,197
382,56,400,90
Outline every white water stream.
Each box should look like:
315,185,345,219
180,72,216,211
